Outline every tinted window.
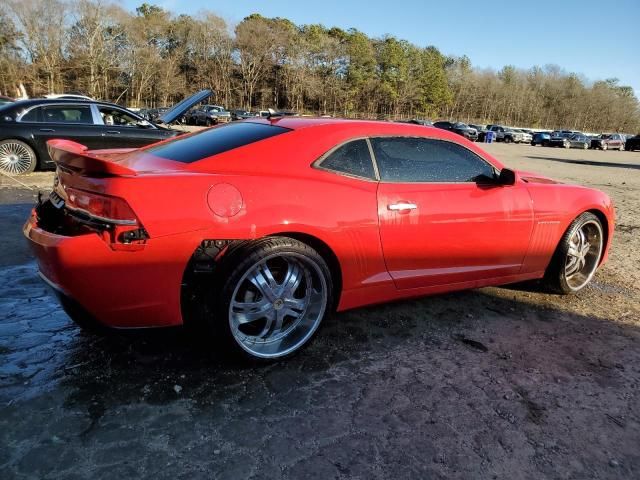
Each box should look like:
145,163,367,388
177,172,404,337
41,105,93,124
319,139,375,179
145,122,290,163
370,137,495,183
20,107,42,122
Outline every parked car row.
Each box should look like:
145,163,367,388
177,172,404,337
535,130,629,150
432,121,639,152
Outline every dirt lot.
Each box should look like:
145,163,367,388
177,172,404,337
1,143,639,479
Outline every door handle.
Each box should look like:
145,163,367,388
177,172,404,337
388,202,418,211
39,128,55,132
106,130,121,134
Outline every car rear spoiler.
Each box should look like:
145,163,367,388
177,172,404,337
47,139,137,176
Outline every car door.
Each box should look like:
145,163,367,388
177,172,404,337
95,105,173,148
373,136,534,290
610,134,621,149
25,104,105,163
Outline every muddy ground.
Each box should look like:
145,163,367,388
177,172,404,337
1,143,639,479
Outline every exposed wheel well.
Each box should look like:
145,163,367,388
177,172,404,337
181,233,343,328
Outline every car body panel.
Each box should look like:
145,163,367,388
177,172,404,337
377,180,534,289
24,118,615,329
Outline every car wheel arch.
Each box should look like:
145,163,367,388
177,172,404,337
554,208,610,268
180,232,343,329
585,209,609,265
271,232,343,310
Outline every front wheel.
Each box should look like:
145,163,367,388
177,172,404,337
602,144,608,151
0,139,37,175
504,136,512,144
213,238,333,361
543,212,604,294
583,142,589,149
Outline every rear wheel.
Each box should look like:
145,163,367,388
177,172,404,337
602,143,608,151
213,238,332,361
583,142,589,149
0,140,37,175
543,212,604,294
564,141,571,149
619,144,625,151
504,136,513,144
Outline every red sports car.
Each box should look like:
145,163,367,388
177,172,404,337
24,118,615,360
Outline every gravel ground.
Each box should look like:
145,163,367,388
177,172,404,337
0,143,639,479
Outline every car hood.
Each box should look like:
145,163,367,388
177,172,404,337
516,170,562,184
157,89,213,124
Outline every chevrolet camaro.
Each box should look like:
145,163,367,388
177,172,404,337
24,118,615,360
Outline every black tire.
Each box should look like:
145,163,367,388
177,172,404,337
530,141,536,146
504,136,513,144
211,237,333,361
543,212,604,294
205,118,213,127
0,139,37,175
602,143,608,151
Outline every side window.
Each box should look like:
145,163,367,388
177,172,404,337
20,107,43,122
370,137,495,183
41,105,93,124
318,139,375,180
98,106,140,127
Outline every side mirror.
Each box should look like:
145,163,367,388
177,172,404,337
498,168,516,186
137,119,152,128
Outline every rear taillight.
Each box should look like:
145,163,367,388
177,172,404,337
65,187,138,226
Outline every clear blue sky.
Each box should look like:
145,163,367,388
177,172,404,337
121,0,640,96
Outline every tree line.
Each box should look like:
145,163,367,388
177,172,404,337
1,0,638,133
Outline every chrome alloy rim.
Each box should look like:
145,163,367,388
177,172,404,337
565,220,603,291
228,252,327,358
0,142,34,175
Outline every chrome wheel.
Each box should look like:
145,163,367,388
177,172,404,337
0,140,36,175
564,220,603,291
228,252,328,359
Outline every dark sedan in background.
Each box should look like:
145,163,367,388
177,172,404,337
625,135,640,151
0,90,211,174
433,121,478,141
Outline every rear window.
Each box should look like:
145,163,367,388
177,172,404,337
146,122,290,163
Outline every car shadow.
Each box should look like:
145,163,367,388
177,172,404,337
526,155,640,170
2,258,639,477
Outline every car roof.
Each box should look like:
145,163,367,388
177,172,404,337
243,116,457,132
4,98,132,111
3,98,137,115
